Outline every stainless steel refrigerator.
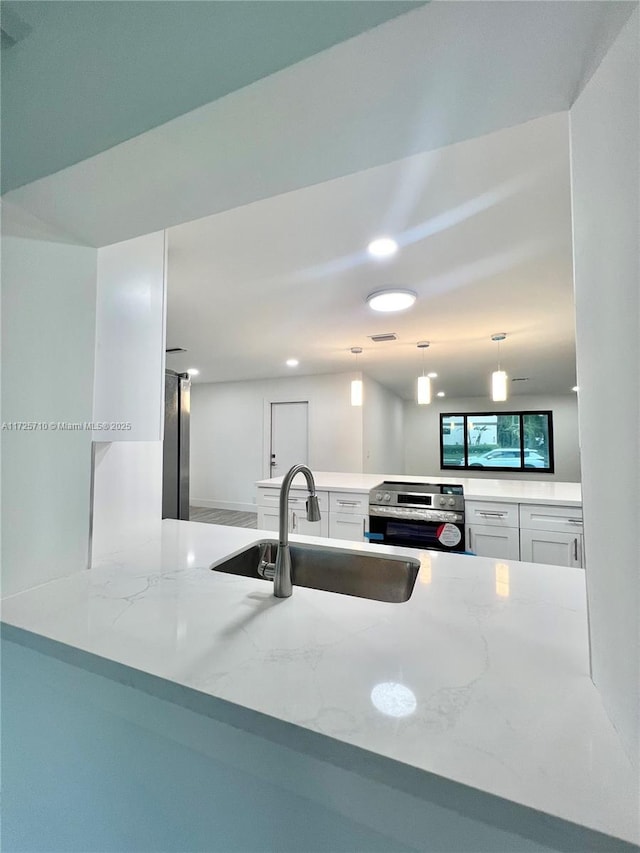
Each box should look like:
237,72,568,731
162,370,190,520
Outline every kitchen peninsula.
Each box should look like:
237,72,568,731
257,473,583,565
2,518,637,851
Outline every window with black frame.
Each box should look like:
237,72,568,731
440,411,554,473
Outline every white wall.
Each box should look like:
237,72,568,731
362,377,404,475
403,395,581,482
1,232,97,596
191,373,363,510
570,8,639,764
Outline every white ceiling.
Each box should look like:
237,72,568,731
3,2,631,247
166,113,577,400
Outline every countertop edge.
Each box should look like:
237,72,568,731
254,480,582,507
2,621,635,852
255,474,582,506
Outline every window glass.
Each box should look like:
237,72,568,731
467,414,521,467
441,415,465,466
440,411,553,472
523,413,551,468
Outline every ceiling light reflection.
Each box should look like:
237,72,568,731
495,563,510,598
370,682,417,718
419,552,432,584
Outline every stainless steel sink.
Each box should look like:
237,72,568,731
211,540,419,603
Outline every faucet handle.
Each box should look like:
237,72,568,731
306,495,321,522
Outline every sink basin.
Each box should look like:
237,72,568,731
211,540,419,603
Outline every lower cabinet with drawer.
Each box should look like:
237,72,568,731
257,487,369,542
257,487,329,538
519,504,584,568
465,500,520,560
328,490,369,542
466,523,520,560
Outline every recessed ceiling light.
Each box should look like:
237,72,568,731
367,289,416,313
286,358,299,367
427,372,438,379
572,385,579,392
436,391,445,397
367,237,398,258
186,368,199,376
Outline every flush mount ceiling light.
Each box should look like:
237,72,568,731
286,358,299,367
367,289,416,313
367,236,398,258
572,385,579,392
416,342,432,405
436,391,446,397
350,347,363,407
490,333,508,402
186,368,199,376
427,372,438,379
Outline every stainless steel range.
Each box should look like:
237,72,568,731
368,481,466,552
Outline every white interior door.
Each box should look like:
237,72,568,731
270,402,308,477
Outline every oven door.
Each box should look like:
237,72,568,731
369,514,465,552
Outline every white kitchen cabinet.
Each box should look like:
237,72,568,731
257,506,280,533
465,500,520,559
466,524,520,560
329,512,368,542
328,490,368,542
466,500,519,528
257,486,368,542
519,504,583,535
519,503,584,567
257,488,328,537
520,529,583,568
257,507,328,537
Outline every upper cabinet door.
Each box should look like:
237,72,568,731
93,231,167,441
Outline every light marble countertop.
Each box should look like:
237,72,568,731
2,520,635,843
256,472,583,506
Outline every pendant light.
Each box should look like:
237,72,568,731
491,333,508,402
350,347,363,406
416,341,431,405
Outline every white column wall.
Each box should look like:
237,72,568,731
569,8,640,763
93,230,166,441
90,442,163,565
1,231,97,596
403,395,581,482
90,231,167,564
362,377,404,475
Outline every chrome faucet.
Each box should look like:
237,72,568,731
261,464,321,598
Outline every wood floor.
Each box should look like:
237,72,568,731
189,506,257,529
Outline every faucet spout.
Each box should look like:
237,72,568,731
273,464,320,598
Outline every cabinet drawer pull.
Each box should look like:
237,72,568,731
573,537,578,561
337,500,359,506
567,518,583,525
478,511,506,518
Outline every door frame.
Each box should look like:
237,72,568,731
262,397,310,479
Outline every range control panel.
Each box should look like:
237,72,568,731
369,481,465,513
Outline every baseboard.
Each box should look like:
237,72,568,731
190,498,256,514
